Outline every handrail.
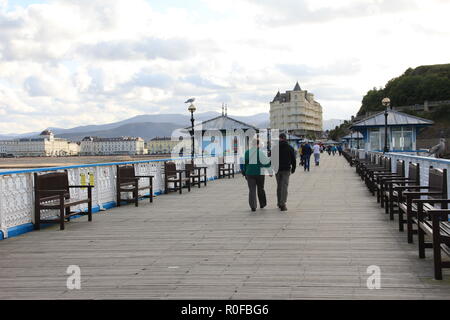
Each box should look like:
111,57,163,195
0,154,238,176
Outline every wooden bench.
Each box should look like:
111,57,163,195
376,159,406,210
416,207,450,280
34,171,93,231
363,156,391,196
116,164,153,207
357,153,381,182
381,161,420,226
397,167,447,244
164,161,191,194
342,150,354,166
354,151,370,177
367,157,398,202
218,157,235,179
185,163,207,188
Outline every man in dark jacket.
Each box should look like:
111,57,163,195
276,133,296,212
302,142,312,172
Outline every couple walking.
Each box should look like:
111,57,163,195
242,133,296,212
299,142,321,171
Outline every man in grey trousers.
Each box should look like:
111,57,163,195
275,133,296,211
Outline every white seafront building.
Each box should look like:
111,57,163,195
270,82,323,137
147,137,181,155
80,136,145,156
0,130,80,157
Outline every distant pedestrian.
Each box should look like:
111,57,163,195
243,138,272,212
326,145,331,155
313,142,321,166
276,133,296,212
331,145,337,156
302,142,312,172
299,143,305,166
337,145,343,156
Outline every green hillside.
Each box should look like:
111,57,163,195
357,64,450,116
329,64,450,145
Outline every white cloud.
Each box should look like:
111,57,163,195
0,0,450,134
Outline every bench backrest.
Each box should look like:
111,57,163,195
117,165,136,184
385,157,392,171
185,163,195,174
428,167,448,202
396,160,405,177
164,161,177,179
34,171,70,201
379,156,390,171
407,162,420,183
373,154,381,165
218,156,229,165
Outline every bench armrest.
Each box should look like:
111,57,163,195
69,185,95,189
118,177,139,182
412,199,450,204
36,189,66,194
382,178,415,183
373,171,395,176
426,209,450,220
394,186,431,191
403,191,443,197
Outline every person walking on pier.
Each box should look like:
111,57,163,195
276,133,296,212
242,138,272,212
299,143,304,166
313,142,321,166
331,145,337,156
302,142,312,172
337,144,343,156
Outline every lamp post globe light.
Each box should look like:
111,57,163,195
382,97,391,154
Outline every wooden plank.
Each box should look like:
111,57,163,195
0,155,449,299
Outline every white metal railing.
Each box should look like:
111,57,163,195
0,155,241,238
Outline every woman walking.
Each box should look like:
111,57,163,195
242,138,272,212
299,143,305,167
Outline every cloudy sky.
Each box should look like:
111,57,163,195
0,0,449,134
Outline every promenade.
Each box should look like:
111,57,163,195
0,155,449,299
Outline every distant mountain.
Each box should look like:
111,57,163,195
57,122,182,141
1,112,271,141
323,119,345,131
2,113,346,141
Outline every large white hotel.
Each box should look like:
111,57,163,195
80,136,145,156
0,130,80,157
270,82,323,137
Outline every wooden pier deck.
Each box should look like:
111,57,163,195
1,155,449,299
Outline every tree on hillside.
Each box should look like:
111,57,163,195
357,64,450,116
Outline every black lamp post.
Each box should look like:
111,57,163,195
382,97,391,154
357,132,360,149
350,131,353,149
188,103,196,162
267,127,271,157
